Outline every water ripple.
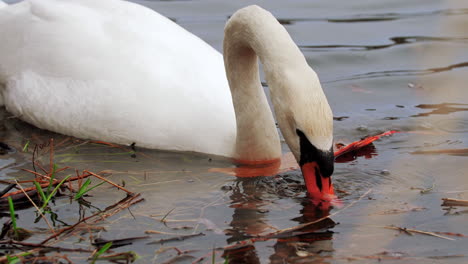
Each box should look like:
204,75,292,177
277,8,468,25
168,8,468,24
435,118,468,133
327,61,468,82
299,36,468,52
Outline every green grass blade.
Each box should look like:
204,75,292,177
22,140,30,152
7,196,18,237
7,252,32,264
74,178,92,199
40,175,71,210
83,181,106,193
33,181,46,202
212,246,215,264
75,178,91,198
91,242,113,264
75,180,105,200
6,255,20,264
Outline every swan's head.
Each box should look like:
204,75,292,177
270,67,335,207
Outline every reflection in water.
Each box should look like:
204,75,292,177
268,202,335,264
412,103,468,117
225,180,271,245
224,178,336,263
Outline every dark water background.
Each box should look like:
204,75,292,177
1,0,467,263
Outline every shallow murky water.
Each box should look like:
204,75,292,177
1,0,467,263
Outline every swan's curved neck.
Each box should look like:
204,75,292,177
223,6,308,162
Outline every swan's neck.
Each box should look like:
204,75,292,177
223,6,308,162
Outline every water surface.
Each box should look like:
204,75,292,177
1,0,467,263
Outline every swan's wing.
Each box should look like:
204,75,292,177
0,0,236,156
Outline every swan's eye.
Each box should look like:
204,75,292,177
296,129,334,177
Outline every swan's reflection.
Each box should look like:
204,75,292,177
223,177,336,264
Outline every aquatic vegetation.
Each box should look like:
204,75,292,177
90,242,113,264
74,178,106,200
7,196,17,238
0,139,143,263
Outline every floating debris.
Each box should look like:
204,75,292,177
380,169,390,175
333,116,349,121
442,198,468,207
384,226,455,240
147,232,205,245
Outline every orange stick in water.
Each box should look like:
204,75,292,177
334,130,399,158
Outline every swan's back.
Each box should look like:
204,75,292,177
0,0,236,156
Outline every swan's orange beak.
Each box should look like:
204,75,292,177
295,129,337,209
300,161,337,209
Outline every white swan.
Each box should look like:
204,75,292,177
0,0,335,203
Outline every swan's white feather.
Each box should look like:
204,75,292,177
0,0,236,156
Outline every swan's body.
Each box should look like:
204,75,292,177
0,0,236,156
0,0,335,204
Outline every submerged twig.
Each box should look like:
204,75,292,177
0,184,16,197
41,193,143,244
49,138,54,175
14,180,55,236
1,173,92,199
84,170,133,194
89,251,139,263
161,208,176,223
93,236,149,248
420,183,435,194
147,232,205,245
0,240,93,253
384,226,455,240
162,254,196,264
145,230,188,236
411,183,435,194
411,148,468,155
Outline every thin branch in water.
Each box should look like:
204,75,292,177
384,225,455,240
147,232,205,245
49,138,54,175
92,236,149,248
145,230,190,236
161,208,176,223
41,193,143,244
1,173,92,199
0,184,17,197
0,240,93,253
20,169,49,181
84,170,133,194
14,180,55,236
